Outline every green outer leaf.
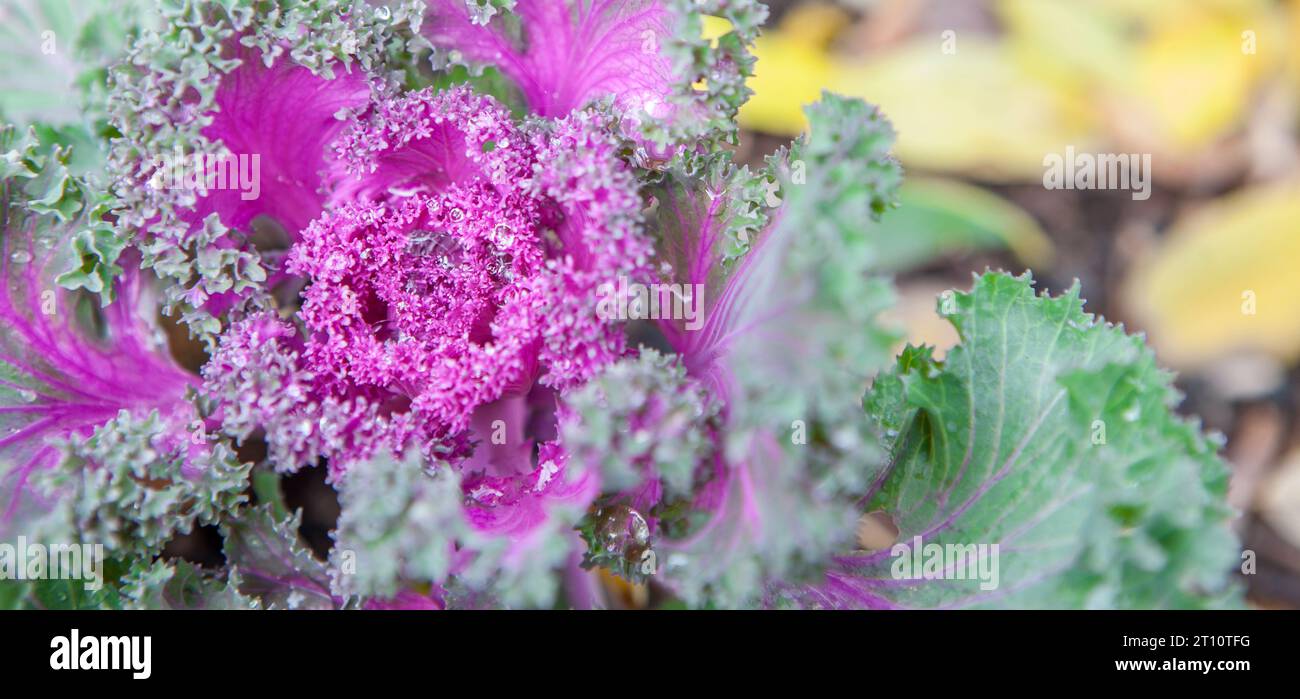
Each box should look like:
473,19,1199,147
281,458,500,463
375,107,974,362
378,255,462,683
0,578,122,610
33,408,252,557
828,271,1240,609
0,556,130,610
1,123,122,304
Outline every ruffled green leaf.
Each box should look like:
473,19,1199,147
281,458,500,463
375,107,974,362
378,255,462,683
221,503,336,610
32,409,251,556
813,272,1241,609
121,558,260,610
635,93,904,606
329,452,467,601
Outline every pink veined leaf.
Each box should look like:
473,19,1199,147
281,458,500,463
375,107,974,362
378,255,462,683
190,44,372,237
426,0,677,122
115,39,372,319
0,243,197,534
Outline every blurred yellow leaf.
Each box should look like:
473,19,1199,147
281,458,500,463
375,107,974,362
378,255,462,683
598,569,649,609
742,34,836,135
738,5,1094,179
1128,6,1270,151
740,0,1289,179
1260,447,1300,550
1123,181,1300,368
1288,0,1300,86
997,0,1133,92
828,39,1095,180
773,2,848,47
738,4,842,136
1091,0,1266,25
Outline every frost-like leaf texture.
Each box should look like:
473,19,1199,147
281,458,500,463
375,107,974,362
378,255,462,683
329,449,591,609
0,126,243,548
330,452,465,602
719,94,903,431
562,349,720,503
648,93,901,435
798,272,1241,609
425,0,767,155
561,350,720,584
35,408,250,555
620,94,902,605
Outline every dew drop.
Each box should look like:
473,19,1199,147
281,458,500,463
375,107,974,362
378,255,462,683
10,250,32,264
491,223,514,248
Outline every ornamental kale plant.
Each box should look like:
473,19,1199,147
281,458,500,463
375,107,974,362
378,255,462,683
0,0,1241,610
